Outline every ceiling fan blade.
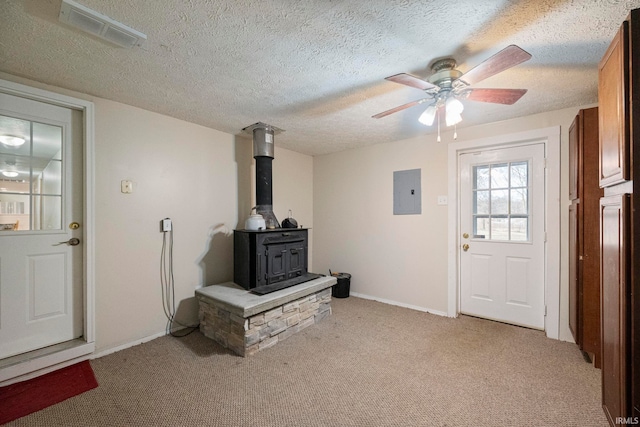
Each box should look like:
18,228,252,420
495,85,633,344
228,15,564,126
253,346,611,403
456,45,531,86
385,73,437,91
372,99,428,119
465,88,528,105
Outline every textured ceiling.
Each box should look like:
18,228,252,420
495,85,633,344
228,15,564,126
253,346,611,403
2,0,639,156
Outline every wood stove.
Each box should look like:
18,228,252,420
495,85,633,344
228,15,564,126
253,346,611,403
235,123,320,295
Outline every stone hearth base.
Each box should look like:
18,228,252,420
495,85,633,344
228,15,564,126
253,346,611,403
195,277,335,356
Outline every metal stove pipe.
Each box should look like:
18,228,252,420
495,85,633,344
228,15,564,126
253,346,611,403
242,122,283,229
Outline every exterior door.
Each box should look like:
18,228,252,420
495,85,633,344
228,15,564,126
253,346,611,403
0,92,83,359
459,143,545,329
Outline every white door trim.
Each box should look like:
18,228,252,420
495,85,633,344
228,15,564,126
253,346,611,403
447,127,561,339
0,78,95,384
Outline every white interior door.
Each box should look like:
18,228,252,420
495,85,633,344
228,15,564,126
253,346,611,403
459,143,545,329
0,92,83,359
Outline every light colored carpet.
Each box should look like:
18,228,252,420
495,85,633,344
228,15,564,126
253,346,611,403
7,297,608,426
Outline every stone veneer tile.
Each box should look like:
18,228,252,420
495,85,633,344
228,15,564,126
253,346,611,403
298,316,315,331
283,301,299,312
264,306,283,322
198,286,332,357
258,336,278,350
285,313,301,327
250,314,265,326
277,325,299,342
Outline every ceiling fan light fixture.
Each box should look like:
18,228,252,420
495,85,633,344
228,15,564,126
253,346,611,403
445,97,464,127
445,111,462,127
2,171,19,178
0,135,26,147
374,45,532,141
418,105,437,126
445,97,464,115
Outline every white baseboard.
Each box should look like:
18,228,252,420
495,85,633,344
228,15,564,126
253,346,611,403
91,326,189,360
349,292,450,317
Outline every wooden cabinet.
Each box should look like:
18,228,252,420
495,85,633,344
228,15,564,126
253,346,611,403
599,21,629,187
598,8,640,425
568,108,602,367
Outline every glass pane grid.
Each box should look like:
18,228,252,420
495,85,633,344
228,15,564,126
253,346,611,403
0,116,63,232
472,161,530,242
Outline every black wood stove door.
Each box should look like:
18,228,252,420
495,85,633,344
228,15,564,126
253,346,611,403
266,243,288,284
287,242,306,279
265,241,307,284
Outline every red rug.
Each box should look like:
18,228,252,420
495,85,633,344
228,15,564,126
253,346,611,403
0,360,98,424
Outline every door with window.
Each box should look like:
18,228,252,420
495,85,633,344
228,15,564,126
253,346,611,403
459,143,545,329
0,92,83,359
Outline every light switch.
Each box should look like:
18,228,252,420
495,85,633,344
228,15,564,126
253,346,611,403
121,180,133,194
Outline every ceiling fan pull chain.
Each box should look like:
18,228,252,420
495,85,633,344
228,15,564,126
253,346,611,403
454,123,458,140
437,110,441,143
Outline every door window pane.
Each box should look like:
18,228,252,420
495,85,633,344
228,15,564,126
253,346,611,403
474,165,490,189
510,218,528,241
0,115,63,231
510,189,528,214
510,162,528,187
491,190,509,215
475,190,489,214
491,218,509,240
472,160,530,242
491,164,509,188
39,195,62,230
474,217,489,239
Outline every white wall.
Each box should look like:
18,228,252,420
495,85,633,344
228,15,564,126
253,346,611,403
313,104,596,341
93,98,239,351
0,72,314,354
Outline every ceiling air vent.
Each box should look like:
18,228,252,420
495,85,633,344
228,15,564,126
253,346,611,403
59,0,146,48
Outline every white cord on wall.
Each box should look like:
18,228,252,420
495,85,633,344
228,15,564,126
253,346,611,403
160,220,199,337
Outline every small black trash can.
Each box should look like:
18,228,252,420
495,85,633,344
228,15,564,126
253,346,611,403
331,272,351,298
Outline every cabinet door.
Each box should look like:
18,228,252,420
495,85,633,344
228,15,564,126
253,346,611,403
569,115,580,200
569,201,581,344
598,22,630,187
600,194,630,424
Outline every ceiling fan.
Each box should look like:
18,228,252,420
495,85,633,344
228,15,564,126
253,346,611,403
372,45,532,135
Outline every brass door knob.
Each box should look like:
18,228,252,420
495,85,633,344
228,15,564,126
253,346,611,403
462,243,470,252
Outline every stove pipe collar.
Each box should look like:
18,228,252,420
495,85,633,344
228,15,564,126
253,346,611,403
242,122,283,159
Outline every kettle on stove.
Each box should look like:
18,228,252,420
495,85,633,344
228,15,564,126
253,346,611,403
244,207,266,230
281,209,298,228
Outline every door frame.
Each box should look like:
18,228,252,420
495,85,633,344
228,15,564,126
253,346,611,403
0,78,95,384
447,127,560,339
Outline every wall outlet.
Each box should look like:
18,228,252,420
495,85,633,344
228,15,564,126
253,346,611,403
161,218,172,232
437,196,448,205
